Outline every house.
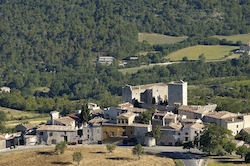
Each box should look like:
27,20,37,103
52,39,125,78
116,112,136,125
239,43,250,55
16,123,35,133
152,111,177,127
122,83,168,104
36,125,78,144
54,116,76,128
178,123,204,142
178,105,212,119
134,123,152,145
0,86,11,93
158,123,182,146
97,56,114,65
88,103,103,118
81,117,108,144
22,135,37,145
5,133,21,148
0,135,6,149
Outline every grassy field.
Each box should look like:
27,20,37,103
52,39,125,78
33,87,50,93
138,33,188,45
165,45,239,61
0,146,175,166
0,107,49,127
224,80,250,87
212,33,250,44
119,65,154,74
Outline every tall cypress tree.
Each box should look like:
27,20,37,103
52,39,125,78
80,103,91,123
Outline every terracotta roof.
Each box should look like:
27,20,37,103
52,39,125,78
205,111,237,119
117,112,135,119
54,116,75,125
0,135,5,141
37,125,75,131
178,105,207,114
118,102,134,109
130,82,167,90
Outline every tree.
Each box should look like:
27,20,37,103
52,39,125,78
106,144,117,153
183,141,194,152
223,141,236,155
182,56,188,61
245,152,250,163
72,151,83,166
55,141,67,155
140,105,155,124
132,144,144,160
236,145,248,158
0,111,7,122
152,125,162,140
199,124,233,155
80,103,91,123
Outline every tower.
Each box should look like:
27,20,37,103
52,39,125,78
168,80,187,106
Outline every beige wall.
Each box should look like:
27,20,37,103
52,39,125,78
221,120,244,136
0,140,6,149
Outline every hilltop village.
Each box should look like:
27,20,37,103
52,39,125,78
1,80,249,149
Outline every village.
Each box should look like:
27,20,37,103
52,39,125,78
0,80,249,151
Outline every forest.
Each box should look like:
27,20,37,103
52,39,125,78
0,0,250,115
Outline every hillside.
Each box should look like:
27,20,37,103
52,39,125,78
0,146,175,166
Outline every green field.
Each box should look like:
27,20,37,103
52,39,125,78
33,87,50,93
0,107,49,127
224,80,250,87
165,45,239,61
212,33,250,44
138,33,188,45
119,65,154,74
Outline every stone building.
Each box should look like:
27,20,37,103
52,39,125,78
122,83,168,104
168,80,187,106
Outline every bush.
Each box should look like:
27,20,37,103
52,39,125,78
106,144,117,153
245,152,250,163
55,141,67,155
72,151,83,166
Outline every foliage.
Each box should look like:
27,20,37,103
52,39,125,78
174,159,184,166
235,130,250,144
199,124,233,155
72,151,83,166
0,111,7,122
106,144,117,153
55,141,67,155
140,106,155,124
183,141,194,152
223,141,236,155
152,125,162,139
236,145,248,158
80,103,91,123
132,144,144,160
245,152,250,163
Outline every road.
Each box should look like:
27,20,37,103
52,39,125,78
143,146,205,166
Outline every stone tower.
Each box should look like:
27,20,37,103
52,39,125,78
168,80,187,106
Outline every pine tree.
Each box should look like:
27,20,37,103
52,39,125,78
81,103,91,123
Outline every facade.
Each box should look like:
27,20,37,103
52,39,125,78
0,135,6,149
158,123,182,146
122,83,168,104
134,124,152,145
178,123,204,142
168,81,187,106
239,43,250,55
36,125,78,144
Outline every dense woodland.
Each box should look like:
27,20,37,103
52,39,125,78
1,0,250,115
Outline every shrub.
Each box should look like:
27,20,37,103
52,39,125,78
106,144,117,153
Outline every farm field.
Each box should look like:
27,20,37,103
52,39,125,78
224,80,250,87
0,107,49,127
212,33,250,44
0,146,175,166
165,45,239,61
138,33,188,45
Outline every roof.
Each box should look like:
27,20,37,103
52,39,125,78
88,117,108,125
205,111,237,119
190,123,204,130
178,105,208,114
90,109,103,116
67,113,80,120
37,125,76,131
118,102,134,109
129,82,167,91
162,123,182,130
0,135,5,141
21,123,35,130
222,116,243,123
125,107,147,113
168,80,187,85
117,112,135,119
180,118,203,124
54,116,75,125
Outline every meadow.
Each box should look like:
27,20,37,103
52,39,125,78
224,80,250,87
0,146,175,166
212,33,250,44
138,33,188,45
165,45,239,61
0,107,49,127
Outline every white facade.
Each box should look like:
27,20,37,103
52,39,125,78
168,81,187,106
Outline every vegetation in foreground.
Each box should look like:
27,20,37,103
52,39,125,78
212,33,250,44
0,146,175,166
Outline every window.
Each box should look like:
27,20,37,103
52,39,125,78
64,131,66,135
40,132,43,135
49,132,53,137
185,132,188,135
122,132,126,136
237,125,239,128
130,131,133,135
178,133,180,135
111,132,114,136
87,135,90,139
185,137,188,141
